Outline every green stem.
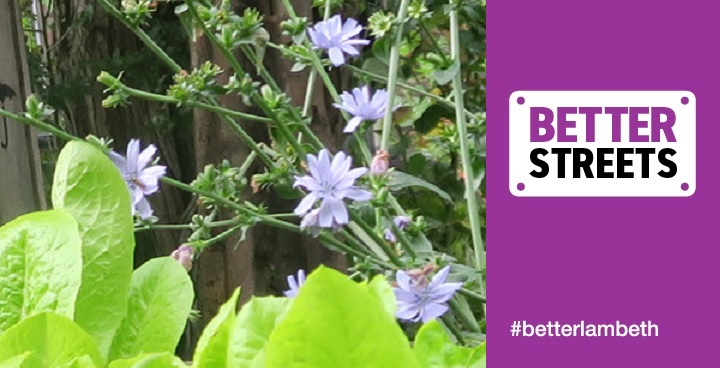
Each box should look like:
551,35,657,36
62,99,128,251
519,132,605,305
184,0,306,158
450,0,485,289
440,316,466,345
449,298,480,332
97,0,182,73
123,85,271,123
0,108,78,143
459,288,486,303
300,0,332,118
380,0,411,151
346,65,479,120
349,212,402,267
161,177,385,265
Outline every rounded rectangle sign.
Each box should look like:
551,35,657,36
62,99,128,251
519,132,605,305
509,91,696,197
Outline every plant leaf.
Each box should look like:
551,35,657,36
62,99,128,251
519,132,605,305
0,312,103,367
265,267,419,368
413,320,486,368
227,297,291,368
365,275,396,318
193,288,241,368
52,141,135,357
109,258,194,361
0,209,82,334
389,171,452,202
109,353,187,368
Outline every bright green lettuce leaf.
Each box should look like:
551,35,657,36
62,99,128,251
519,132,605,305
0,209,82,334
413,320,486,368
0,353,32,368
109,258,194,361
192,288,240,368
67,355,97,368
51,141,135,357
227,297,290,368
108,353,187,368
365,274,396,318
265,267,419,368
0,312,103,367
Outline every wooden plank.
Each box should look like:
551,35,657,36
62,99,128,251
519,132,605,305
0,0,47,224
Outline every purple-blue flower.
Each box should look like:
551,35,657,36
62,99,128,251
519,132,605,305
284,269,306,298
109,139,166,219
308,15,370,66
384,228,397,243
394,215,412,230
293,149,372,229
334,86,390,133
393,266,462,323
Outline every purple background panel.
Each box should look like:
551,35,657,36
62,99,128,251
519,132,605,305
488,1,718,366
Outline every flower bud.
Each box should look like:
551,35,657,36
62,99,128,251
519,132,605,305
171,244,194,272
370,150,390,176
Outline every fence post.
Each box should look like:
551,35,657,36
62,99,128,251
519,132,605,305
0,0,47,224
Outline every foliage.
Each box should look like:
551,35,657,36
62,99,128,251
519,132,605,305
3,0,487,364
0,143,193,366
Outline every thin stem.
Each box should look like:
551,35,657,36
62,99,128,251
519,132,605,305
440,316,466,345
123,85,271,123
161,177,387,265
349,212,402,267
97,0,182,73
184,0,306,157
459,288,486,303
449,298,480,332
300,0,332,118
0,107,78,143
450,0,485,287
380,0,411,151
346,65,479,120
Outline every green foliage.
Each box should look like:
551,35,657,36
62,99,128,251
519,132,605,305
52,141,135,358
227,297,290,368
0,210,82,334
0,313,103,368
193,288,241,368
265,267,419,368
413,320,486,368
109,257,194,361
108,353,187,368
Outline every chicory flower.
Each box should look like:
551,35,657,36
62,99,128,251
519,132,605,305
293,149,372,229
334,86,390,133
284,269,306,298
393,266,462,323
308,15,370,66
109,139,166,219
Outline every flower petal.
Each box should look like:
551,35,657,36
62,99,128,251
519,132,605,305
137,144,157,171
328,47,346,66
126,139,140,174
318,199,334,228
396,302,422,321
419,302,449,323
344,187,372,202
343,116,364,133
108,151,127,173
294,192,318,216
327,197,348,225
135,196,153,219
395,270,412,291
